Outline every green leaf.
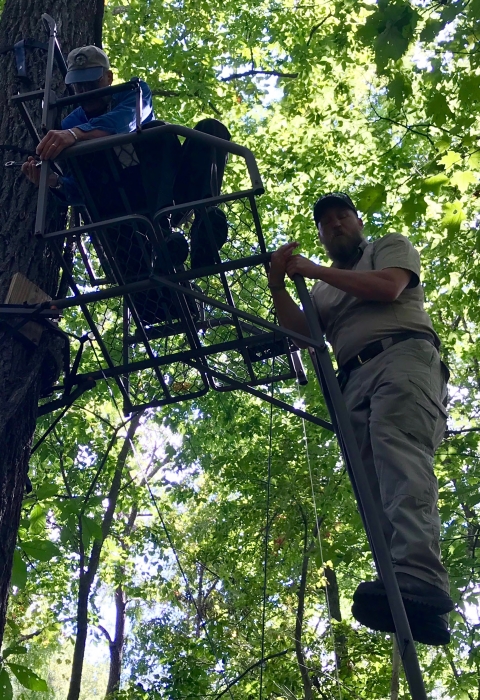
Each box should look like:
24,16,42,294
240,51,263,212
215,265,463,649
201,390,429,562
10,550,27,590
0,668,13,700
36,482,58,500
421,173,450,194
29,504,46,535
399,192,427,225
450,170,477,193
439,151,462,170
80,515,103,550
356,184,386,214
387,72,412,108
21,539,61,562
375,25,409,70
469,151,480,169
442,200,466,234
458,74,480,104
2,645,27,659
426,91,454,127
420,19,445,43
7,663,48,692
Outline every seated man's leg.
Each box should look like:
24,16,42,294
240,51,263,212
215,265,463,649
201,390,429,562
138,120,183,216
173,119,232,268
173,119,231,203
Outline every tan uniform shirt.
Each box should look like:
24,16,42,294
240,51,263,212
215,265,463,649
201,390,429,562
310,233,439,366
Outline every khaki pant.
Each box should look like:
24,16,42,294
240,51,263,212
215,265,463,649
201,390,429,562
342,338,449,592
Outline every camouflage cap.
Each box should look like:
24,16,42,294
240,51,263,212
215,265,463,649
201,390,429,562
65,45,110,84
313,192,357,225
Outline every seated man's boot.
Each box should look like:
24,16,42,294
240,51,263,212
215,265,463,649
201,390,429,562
190,207,228,268
153,231,189,273
133,231,192,325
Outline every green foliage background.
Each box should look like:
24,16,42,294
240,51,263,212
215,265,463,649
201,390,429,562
3,0,480,697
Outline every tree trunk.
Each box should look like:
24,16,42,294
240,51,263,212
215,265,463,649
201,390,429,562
68,413,141,700
104,584,126,697
391,637,400,700
104,458,165,698
295,511,313,700
104,505,138,698
0,0,104,649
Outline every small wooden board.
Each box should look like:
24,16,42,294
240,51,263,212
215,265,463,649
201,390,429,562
4,272,51,345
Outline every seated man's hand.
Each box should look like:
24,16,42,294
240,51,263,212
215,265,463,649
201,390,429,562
270,242,298,285
36,129,76,161
285,253,322,280
21,157,59,188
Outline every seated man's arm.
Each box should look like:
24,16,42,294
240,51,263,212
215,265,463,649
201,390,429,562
73,82,154,136
36,127,111,161
37,81,154,161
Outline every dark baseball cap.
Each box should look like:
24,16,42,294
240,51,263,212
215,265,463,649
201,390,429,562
65,45,110,84
313,192,357,225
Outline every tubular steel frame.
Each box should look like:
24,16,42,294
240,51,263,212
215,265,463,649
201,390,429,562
0,13,431,699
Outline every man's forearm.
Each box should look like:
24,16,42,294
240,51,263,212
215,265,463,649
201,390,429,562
311,266,406,302
270,288,311,348
71,127,111,141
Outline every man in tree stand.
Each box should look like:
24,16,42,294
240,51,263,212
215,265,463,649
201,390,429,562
22,45,231,270
269,192,454,646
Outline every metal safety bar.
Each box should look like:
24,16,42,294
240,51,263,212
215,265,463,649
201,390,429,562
59,124,264,198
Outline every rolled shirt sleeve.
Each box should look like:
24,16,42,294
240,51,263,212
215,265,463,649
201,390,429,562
70,81,153,135
56,80,154,205
373,233,421,288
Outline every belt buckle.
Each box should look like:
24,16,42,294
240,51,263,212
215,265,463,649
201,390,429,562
357,353,370,366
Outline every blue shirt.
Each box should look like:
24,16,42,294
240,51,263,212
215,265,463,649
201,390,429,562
57,80,154,205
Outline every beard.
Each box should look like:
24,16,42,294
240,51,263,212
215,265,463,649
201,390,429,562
325,229,364,266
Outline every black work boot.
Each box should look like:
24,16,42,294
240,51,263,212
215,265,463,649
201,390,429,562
352,573,454,646
154,231,189,273
354,573,454,615
190,207,228,268
351,601,451,646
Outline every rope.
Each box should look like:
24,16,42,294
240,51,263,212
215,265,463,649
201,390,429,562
259,356,275,700
298,382,343,700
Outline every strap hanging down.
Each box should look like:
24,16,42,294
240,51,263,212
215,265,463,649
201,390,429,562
0,39,48,77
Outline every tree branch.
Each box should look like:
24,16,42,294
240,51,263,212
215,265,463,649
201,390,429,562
372,106,435,146
221,69,298,82
214,649,292,699
97,624,112,645
446,427,480,435
306,14,333,46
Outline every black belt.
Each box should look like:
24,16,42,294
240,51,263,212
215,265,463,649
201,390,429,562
338,332,438,387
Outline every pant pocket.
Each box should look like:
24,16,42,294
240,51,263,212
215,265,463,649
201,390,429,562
403,376,448,451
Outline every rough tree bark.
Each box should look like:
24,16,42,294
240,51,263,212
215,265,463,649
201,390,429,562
0,0,104,648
